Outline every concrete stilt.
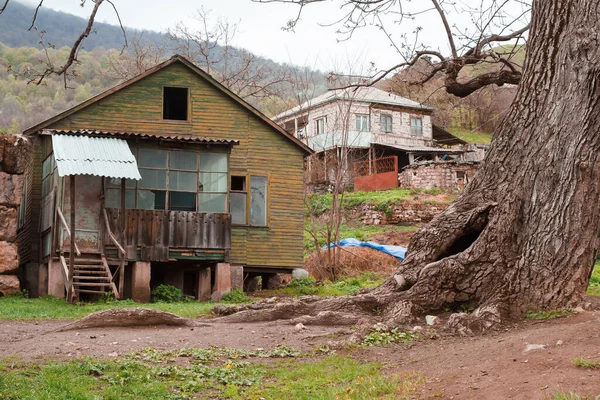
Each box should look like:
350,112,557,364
131,261,151,302
47,260,64,298
211,262,231,301
198,267,211,302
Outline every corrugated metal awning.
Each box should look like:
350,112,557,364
51,134,142,179
376,143,465,155
42,129,239,146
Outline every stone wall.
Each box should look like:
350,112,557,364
357,202,448,225
0,134,31,296
398,161,480,191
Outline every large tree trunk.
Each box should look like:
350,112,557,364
216,0,600,334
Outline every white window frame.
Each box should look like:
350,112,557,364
356,114,370,131
380,114,392,132
315,117,326,135
410,117,423,136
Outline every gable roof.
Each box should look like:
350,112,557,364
24,55,312,155
273,86,433,121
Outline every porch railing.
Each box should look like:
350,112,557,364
102,208,126,298
104,209,231,262
56,207,81,256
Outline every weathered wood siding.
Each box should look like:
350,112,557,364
104,209,231,262
47,62,305,269
16,137,38,264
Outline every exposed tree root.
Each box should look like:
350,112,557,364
54,308,211,332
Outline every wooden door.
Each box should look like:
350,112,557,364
62,176,103,253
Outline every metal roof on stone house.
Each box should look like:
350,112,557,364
273,86,434,121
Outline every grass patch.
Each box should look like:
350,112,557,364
573,357,600,370
243,354,425,399
0,348,425,399
278,274,385,297
307,187,453,218
274,273,387,298
549,392,585,400
362,327,419,347
0,296,223,320
587,259,600,296
447,127,493,145
525,308,574,321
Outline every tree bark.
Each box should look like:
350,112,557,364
217,0,600,334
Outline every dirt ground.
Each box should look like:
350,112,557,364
1,310,599,399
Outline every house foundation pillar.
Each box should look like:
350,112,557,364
230,265,243,290
131,261,151,302
47,260,64,298
211,262,230,301
197,267,211,302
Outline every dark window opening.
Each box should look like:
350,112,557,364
163,87,189,120
170,191,196,211
231,176,246,191
231,175,247,225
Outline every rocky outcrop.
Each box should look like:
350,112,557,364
0,134,32,295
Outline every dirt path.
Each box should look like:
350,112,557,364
1,311,599,399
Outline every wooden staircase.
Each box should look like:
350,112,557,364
60,253,120,301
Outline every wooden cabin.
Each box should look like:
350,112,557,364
18,55,312,303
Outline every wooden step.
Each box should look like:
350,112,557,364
73,275,110,281
73,265,105,270
72,258,103,264
72,270,108,275
72,282,111,287
74,289,110,295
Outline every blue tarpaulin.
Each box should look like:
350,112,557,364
323,238,407,260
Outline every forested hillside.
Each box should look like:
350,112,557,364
0,1,166,50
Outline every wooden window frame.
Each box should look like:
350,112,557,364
229,172,270,228
105,147,229,213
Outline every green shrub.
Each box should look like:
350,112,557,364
525,308,574,320
573,357,600,369
151,285,189,303
221,288,252,304
288,278,318,295
363,327,418,346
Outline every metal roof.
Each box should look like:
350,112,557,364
52,134,142,179
376,142,465,155
43,129,239,145
273,87,433,121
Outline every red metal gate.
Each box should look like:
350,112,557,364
353,155,398,191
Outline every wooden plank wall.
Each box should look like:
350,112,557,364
47,62,306,269
105,209,231,262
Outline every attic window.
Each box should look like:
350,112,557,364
163,87,189,120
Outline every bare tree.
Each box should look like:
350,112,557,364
100,34,167,82
167,8,292,102
257,0,530,97
0,0,127,86
217,0,600,337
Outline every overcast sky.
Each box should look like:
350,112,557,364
18,0,529,73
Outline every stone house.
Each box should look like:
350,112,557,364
273,87,466,187
16,55,312,303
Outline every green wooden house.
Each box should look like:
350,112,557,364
18,55,311,303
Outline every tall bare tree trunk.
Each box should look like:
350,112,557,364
217,0,600,334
